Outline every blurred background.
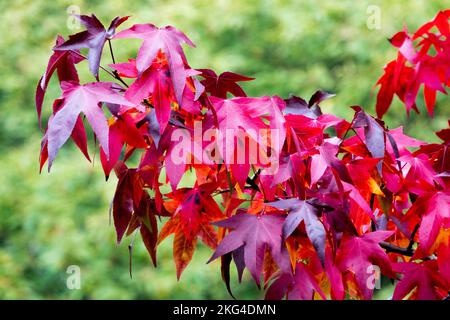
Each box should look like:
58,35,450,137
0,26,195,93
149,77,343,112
0,0,448,299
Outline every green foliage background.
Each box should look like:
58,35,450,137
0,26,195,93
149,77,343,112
0,0,448,299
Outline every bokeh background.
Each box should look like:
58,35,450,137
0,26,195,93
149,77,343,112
0,0,449,299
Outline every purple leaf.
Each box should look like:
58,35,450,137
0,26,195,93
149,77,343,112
208,212,290,287
55,14,129,79
267,199,326,263
352,107,386,172
266,263,326,300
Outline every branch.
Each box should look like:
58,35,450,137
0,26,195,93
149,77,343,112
380,241,414,256
407,223,419,252
108,39,116,64
379,224,419,257
69,50,129,88
214,185,259,196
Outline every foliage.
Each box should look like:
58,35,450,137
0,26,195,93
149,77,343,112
36,9,450,300
1,0,448,300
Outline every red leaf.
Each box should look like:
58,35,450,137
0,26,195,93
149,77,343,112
36,35,83,128
406,191,450,254
393,261,449,300
114,24,195,104
45,81,136,169
173,231,197,280
336,231,394,300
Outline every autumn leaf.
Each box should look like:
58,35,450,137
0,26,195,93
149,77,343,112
36,35,84,127
393,261,449,300
55,14,129,79
406,191,450,254
173,231,197,280
266,262,326,300
114,23,195,104
45,81,136,169
197,69,254,98
267,199,326,263
208,212,291,286
336,231,394,300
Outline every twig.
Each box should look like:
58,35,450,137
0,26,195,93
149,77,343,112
69,50,129,88
378,221,419,257
380,241,414,256
214,184,259,196
407,224,420,252
108,39,116,64
128,228,139,279
225,167,234,196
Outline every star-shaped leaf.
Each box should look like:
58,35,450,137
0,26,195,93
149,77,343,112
267,199,326,263
45,81,136,169
336,231,394,300
208,212,290,286
393,261,449,300
406,191,450,254
114,23,195,103
36,35,84,127
197,69,254,98
265,262,326,300
55,14,129,79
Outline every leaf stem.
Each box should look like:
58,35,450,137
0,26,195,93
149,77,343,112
108,39,116,64
69,49,129,88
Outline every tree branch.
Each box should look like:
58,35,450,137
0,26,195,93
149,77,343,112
108,39,116,64
407,223,419,252
379,224,419,257
69,50,129,88
380,241,414,256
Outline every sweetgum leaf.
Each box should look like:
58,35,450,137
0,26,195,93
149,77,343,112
265,262,326,300
406,191,450,254
197,69,254,98
36,35,84,128
55,14,129,79
208,212,290,287
336,231,394,300
393,261,449,300
45,81,136,169
352,107,385,172
267,199,326,263
114,23,195,104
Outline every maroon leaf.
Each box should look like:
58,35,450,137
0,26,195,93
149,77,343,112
137,194,159,267
352,107,386,172
36,35,83,127
266,263,326,300
112,165,144,243
197,69,254,98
